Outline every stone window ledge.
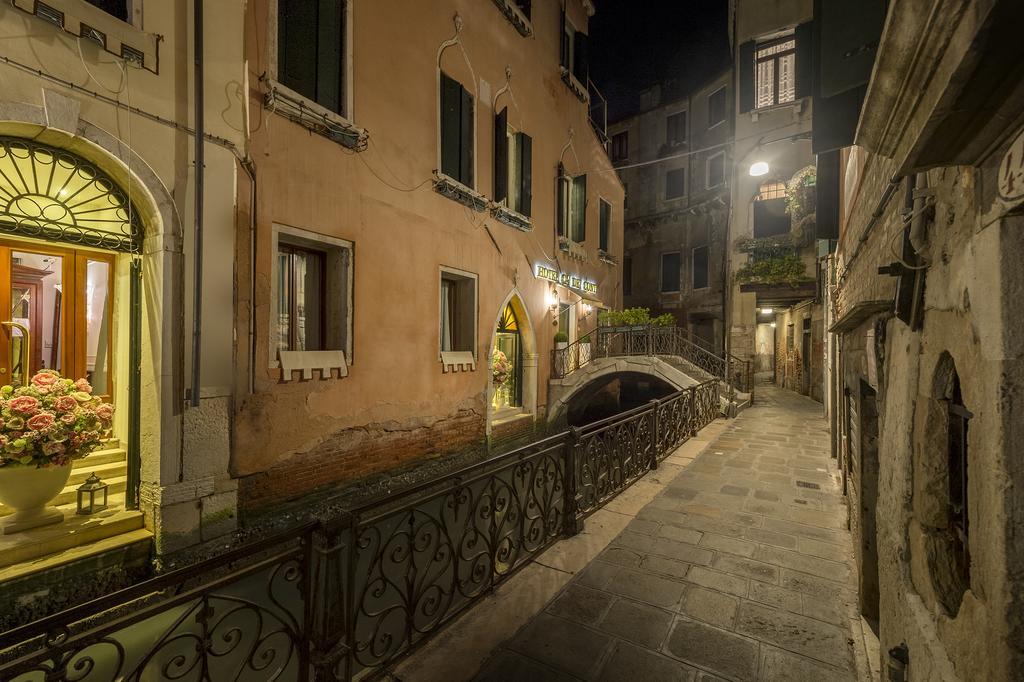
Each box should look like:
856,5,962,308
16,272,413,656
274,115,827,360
560,68,588,103
599,250,618,265
441,351,476,373
491,205,532,231
264,79,368,151
434,175,488,212
491,0,532,37
279,350,348,382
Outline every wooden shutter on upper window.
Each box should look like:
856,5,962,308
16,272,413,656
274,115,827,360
460,85,474,187
279,1,318,103
795,22,813,100
316,0,344,113
557,163,566,237
519,133,532,217
494,107,509,202
559,10,568,68
573,31,589,84
441,73,462,180
573,174,587,241
738,40,755,113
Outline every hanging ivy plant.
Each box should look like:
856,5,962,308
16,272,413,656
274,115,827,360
786,165,817,222
734,235,798,258
734,255,810,287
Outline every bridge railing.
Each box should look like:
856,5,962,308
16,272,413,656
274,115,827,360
0,380,722,682
552,325,754,394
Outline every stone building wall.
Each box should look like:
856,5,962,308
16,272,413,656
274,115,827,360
834,138,1024,680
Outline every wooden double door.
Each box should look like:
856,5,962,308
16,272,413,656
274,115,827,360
0,241,114,396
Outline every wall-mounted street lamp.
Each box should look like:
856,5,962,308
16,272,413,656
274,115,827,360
760,307,774,314
749,161,770,177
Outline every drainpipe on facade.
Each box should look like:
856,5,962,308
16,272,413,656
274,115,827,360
190,0,204,408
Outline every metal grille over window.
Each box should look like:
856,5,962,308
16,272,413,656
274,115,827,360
0,137,142,253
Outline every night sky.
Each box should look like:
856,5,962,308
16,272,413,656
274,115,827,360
589,0,731,121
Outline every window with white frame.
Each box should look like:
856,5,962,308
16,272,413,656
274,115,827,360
273,226,352,361
558,167,587,244
440,268,477,355
86,0,130,22
666,111,687,146
706,152,725,188
560,11,588,85
278,0,347,115
755,34,796,108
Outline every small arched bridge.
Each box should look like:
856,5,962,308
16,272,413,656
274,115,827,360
548,326,752,424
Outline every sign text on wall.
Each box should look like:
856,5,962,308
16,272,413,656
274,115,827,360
535,264,598,295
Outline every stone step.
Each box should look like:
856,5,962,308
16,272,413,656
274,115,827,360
67,459,127,487
0,493,146,571
79,447,127,467
0,474,127,516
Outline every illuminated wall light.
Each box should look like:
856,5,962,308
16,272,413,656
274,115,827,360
770,322,777,328
749,161,770,177
760,307,773,314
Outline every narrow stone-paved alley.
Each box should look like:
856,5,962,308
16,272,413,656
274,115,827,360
471,386,861,681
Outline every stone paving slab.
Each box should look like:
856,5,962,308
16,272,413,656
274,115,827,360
403,388,863,681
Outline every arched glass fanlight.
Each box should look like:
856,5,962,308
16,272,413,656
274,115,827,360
0,137,141,253
497,302,519,333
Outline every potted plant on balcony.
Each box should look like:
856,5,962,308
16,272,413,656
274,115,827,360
554,331,569,350
0,370,112,534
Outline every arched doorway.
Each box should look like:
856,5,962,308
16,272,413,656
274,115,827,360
492,302,523,410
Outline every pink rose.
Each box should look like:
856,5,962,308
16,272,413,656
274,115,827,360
95,404,114,421
60,413,76,424
30,372,60,389
74,378,93,394
8,396,39,415
27,413,55,431
54,396,77,412
41,441,64,456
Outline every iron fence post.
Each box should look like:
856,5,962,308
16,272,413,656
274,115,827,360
310,518,353,682
650,399,661,469
563,428,584,536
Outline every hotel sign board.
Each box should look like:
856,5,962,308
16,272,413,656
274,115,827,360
535,263,598,295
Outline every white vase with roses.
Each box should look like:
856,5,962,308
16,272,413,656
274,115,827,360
0,370,113,534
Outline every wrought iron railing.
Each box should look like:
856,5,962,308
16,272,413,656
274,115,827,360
551,325,754,394
0,382,721,681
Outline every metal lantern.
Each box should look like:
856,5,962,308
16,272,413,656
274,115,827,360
76,473,109,515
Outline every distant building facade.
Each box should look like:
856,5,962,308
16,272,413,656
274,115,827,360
727,0,822,400
609,71,732,350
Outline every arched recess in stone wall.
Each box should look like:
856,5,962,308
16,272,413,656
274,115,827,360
487,289,537,425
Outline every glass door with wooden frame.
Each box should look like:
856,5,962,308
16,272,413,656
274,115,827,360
0,242,114,399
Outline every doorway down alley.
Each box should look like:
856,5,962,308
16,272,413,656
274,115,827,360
400,386,866,681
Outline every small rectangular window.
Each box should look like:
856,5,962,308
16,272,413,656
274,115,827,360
706,152,725,188
495,108,532,217
278,0,346,115
599,199,611,252
755,36,796,109
611,131,629,162
274,228,352,361
561,13,589,84
708,87,727,127
623,256,632,296
440,269,477,354
441,72,474,187
692,245,709,289
666,111,687,146
665,168,686,200
661,252,681,292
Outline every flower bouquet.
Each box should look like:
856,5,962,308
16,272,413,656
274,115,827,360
0,370,113,533
491,349,511,386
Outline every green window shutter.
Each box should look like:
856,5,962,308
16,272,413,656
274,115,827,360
278,1,318,102
559,10,568,68
518,132,532,217
460,84,474,187
440,72,462,179
556,163,566,238
494,107,508,202
315,0,343,113
795,22,814,100
573,31,589,84
599,200,610,251
739,40,755,113
573,174,587,241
